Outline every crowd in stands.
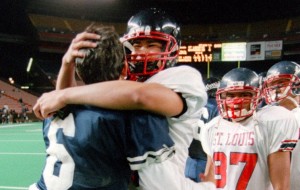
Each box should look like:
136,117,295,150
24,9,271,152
0,80,39,124
1,102,29,124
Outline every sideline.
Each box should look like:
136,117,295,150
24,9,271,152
0,152,45,155
0,186,27,190
0,123,40,128
0,140,42,142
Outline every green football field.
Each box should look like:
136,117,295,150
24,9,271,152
0,122,45,190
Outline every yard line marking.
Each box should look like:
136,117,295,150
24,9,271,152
0,186,27,189
26,129,42,132
0,152,45,155
0,133,41,135
0,140,42,142
0,123,37,128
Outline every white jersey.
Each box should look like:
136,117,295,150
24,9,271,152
291,106,300,190
201,105,298,190
138,65,214,190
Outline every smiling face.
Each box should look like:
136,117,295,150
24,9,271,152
121,8,181,82
216,68,261,122
223,91,253,110
132,39,164,56
218,89,256,121
122,32,178,81
130,38,165,70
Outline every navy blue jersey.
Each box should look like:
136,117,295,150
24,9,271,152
201,97,218,124
36,105,174,190
188,98,219,160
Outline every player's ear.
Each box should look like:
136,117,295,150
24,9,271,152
120,62,128,80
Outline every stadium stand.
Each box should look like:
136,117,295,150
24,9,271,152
0,79,39,122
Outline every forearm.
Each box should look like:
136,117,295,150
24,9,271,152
197,155,216,186
62,81,140,108
268,151,291,190
56,59,77,90
61,80,183,116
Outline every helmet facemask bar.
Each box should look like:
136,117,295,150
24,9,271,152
263,74,296,104
121,31,179,81
216,87,260,121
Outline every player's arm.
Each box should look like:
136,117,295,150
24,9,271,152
268,151,291,190
201,155,216,185
56,32,100,90
34,80,184,119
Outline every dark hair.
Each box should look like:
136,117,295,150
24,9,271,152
75,23,124,84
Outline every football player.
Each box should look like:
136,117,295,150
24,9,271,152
29,24,175,190
33,8,216,190
200,67,298,189
263,60,300,190
186,77,220,182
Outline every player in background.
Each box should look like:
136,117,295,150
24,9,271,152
262,60,300,190
200,67,298,190
200,77,220,124
33,8,216,190
186,77,220,182
257,71,268,108
29,24,175,190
